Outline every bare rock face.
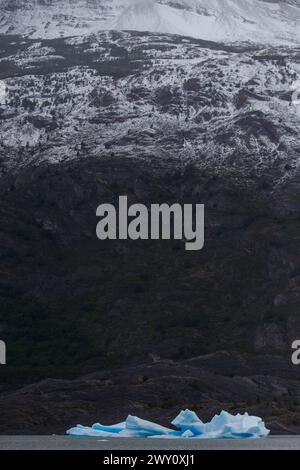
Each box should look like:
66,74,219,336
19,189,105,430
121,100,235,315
0,152,299,433
287,316,300,343
254,324,286,353
0,353,300,435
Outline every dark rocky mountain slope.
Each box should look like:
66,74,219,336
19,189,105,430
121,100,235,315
0,154,300,433
0,31,300,434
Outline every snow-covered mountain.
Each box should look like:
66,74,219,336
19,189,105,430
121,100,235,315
113,0,300,44
0,0,123,39
1,30,299,175
0,0,300,44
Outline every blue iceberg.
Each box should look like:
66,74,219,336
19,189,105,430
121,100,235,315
92,422,126,433
67,409,270,439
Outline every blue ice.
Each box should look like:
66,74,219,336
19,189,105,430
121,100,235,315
67,409,270,439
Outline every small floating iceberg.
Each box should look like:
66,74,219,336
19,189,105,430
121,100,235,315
67,409,270,439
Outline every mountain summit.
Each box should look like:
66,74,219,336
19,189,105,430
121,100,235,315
113,0,300,43
0,0,299,43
